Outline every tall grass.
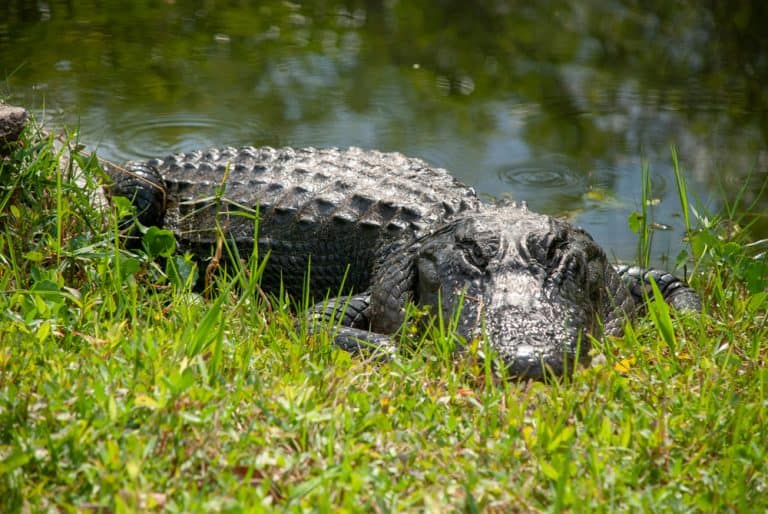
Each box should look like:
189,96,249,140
0,123,766,512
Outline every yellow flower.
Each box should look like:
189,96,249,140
614,357,636,373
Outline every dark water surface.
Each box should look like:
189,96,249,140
2,1,766,264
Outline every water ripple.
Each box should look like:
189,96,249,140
88,112,264,163
497,156,585,189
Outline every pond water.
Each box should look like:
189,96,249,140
2,0,766,265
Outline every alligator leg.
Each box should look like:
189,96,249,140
305,294,397,356
613,265,701,312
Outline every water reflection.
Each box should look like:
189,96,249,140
90,112,266,162
1,0,765,263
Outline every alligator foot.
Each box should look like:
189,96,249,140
304,293,397,359
330,328,398,360
614,265,702,312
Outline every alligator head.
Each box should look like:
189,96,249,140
372,205,627,379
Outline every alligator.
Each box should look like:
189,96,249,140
106,146,701,379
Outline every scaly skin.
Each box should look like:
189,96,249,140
106,146,701,379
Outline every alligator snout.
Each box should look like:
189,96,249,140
480,300,593,380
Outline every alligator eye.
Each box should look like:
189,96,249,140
458,235,500,269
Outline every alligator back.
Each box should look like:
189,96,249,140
131,146,481,296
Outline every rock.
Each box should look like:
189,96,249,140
0,104,29,153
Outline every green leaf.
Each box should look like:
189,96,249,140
162,367,196,396
648,278,676,352
0,451,32,474
540,460,560,481
187,298,224,357
111,195,136,218
143,226,177,258
627,211,644,234
185,274,237,358
743,260,768,294
108,395,118,421
546,425,575,452
747,291,767,314
31,279,59,293
119,255,141,279
674,249,690,269
23,250,44,262
36,320,51,342
166,254,198,289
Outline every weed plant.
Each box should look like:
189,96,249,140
0,122,766,512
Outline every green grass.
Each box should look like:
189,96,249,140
1,123,767,513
